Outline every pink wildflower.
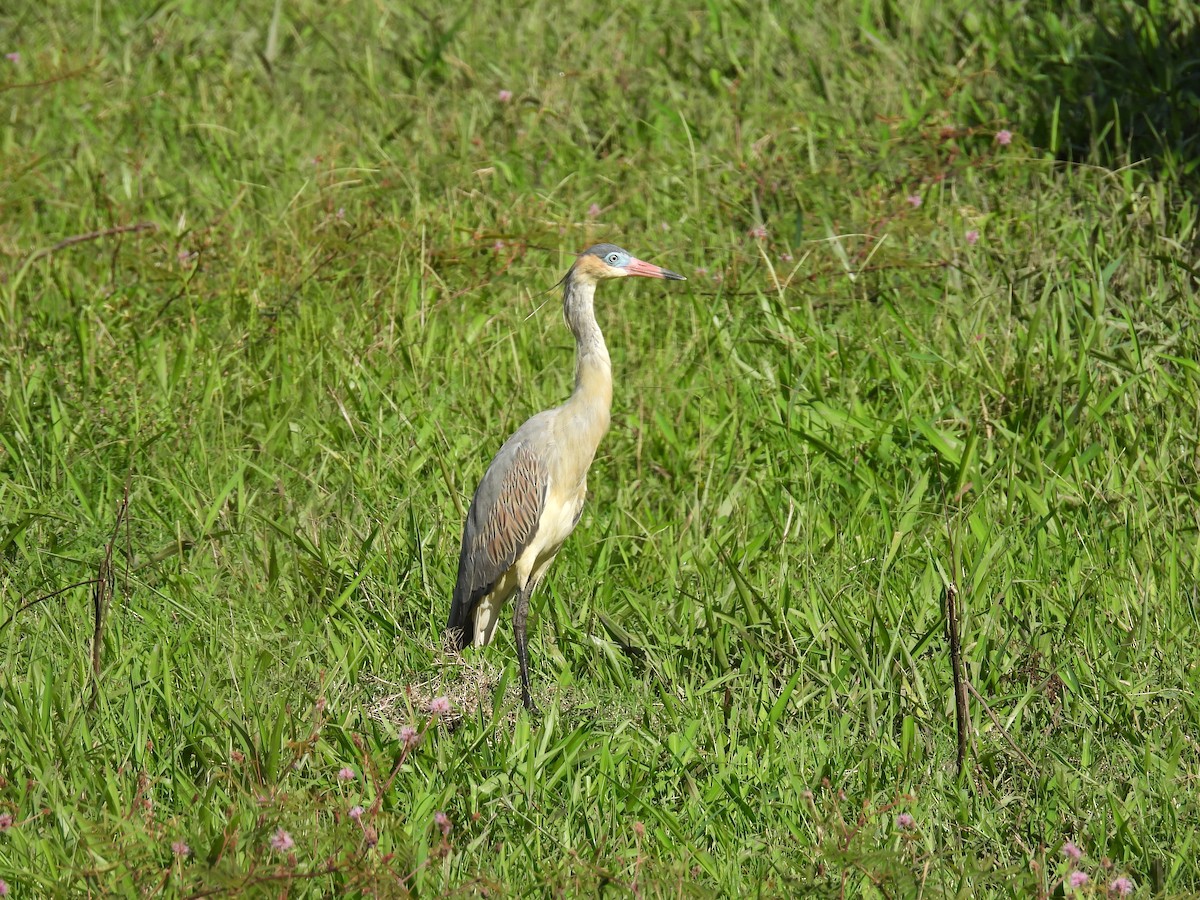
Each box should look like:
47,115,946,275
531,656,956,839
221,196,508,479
1069,870,1089,889
0,813,11,831
748,225,768,240
966,229,979,245
906,193,922,208
269,828,294,852
4,53,19,63
399,725,421,751
587,203,601,218
995,129,1013,146
337,766,355,781
428,696,452,716
1062,841,1083,861
1109,876,1134,895
230,750,244,763
780,251,794,262
896,813,915,830
434,811,452,837
498,89,513,103
172,840,190,857
492,240,505,252
633,821,645,837
349,805,364,821
0,878,8,896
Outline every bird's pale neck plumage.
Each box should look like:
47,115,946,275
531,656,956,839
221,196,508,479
560,268,612,443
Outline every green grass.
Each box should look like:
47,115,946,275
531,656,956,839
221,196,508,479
2,0,1199,895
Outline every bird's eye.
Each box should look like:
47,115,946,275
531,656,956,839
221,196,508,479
607,253,620,264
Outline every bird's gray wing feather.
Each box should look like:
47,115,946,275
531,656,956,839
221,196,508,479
446,435,549,648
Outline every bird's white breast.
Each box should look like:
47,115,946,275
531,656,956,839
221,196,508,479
518,475,586,583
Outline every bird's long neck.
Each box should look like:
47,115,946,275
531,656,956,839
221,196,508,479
561,271,612,445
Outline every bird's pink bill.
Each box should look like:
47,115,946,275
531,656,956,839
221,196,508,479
626,258,686,280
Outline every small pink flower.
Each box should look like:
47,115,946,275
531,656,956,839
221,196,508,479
434,810,452,836
633,821,645,837
399,725,421,751
337,766,355,781
748,225,768,240
428,696,452,716
995,129,1013,146
896,813,915,830
780,251,793,262
230,750,244,763
349,805,364,821
4,53,19,63
269,828,294,852
492,240,505,252
1062,841,1083,861
965,229,979,245
498,89,513,103
906,193,922,208
1069,870,1089,889
1109,876,1134,896
587,203,601,218
172,840,190,857
0,878,8,896
0,813,12,832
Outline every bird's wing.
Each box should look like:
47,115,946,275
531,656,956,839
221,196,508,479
446,436,549,648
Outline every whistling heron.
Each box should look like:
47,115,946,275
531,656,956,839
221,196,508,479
446,243,685,712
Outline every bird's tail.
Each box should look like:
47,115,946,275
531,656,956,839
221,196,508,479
445,584,474,651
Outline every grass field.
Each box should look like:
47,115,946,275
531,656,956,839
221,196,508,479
2,0,1199,895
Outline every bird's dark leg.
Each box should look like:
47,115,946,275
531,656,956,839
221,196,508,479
513,580,540,715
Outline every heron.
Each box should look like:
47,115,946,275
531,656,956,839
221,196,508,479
446,243,685,713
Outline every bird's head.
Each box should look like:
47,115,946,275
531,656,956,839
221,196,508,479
569,243,686,285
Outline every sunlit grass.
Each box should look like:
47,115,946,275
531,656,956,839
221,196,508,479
1,0,1198,896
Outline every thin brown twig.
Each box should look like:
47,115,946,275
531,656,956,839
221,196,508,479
367,737,420,819
965,678,1037,770
0,61,99,93
26,222,157,264
0,579,101,633
697,258,959,298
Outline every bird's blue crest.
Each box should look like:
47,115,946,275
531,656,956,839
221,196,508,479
581,243,632,269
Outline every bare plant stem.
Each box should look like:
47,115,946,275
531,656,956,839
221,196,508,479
91,478,132,709
965,678,1036,770
26,221,157,264
944,581,969,775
